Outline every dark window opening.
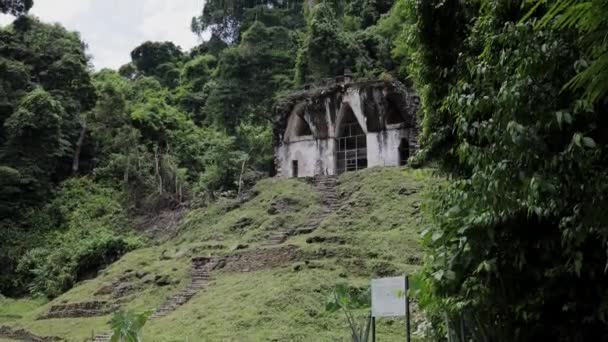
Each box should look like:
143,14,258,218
295,115,312,136
386,100,405,125
399,138,410,166
337,106,367,174
292,160,299,177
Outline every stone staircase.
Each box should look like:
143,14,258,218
265,175,339,245
92,256,220,341
150,256,219,319
92,176,339,341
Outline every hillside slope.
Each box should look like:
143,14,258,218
0,167,431,341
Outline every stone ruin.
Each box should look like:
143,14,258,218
274,75,419,178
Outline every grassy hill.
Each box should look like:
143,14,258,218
0,167,432,341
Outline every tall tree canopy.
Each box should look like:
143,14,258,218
0,16,96,213
0,0,33,16
0,16,98,295
191,0,304,42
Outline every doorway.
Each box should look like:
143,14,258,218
292,160,299,177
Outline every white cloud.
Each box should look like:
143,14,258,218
139,0,204,51
32,0,93,23
0,0,206,70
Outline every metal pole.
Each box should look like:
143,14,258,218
405,275,411,342
372,316,376,342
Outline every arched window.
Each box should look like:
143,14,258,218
386,99,405,125
337,105,367,174
294,115,312,136
285,112,313,141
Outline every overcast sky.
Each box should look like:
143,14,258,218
0,0,209,70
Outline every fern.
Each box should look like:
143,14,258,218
525,0,608,103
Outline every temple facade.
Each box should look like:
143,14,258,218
274,77,419,178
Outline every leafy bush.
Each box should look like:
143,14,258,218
110,310,152,342
15,178,142,298
397,0,608,340
326,284,372,342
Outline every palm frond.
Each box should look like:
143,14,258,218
526,0,608,103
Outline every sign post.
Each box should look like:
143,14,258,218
405,276,410,342
371,275,410,342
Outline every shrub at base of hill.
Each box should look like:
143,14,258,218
13,178,142,298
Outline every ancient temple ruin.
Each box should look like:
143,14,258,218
274,76,419,178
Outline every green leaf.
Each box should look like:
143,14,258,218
433,270,445,281
582,137,596,148
431,232,443,242
572,133,582,147
556,111,563,129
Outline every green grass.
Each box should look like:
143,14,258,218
174,177,323,250
0,297,47,322
0,167,433,341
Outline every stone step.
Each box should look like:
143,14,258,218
264,240,286,246
148,257,219,319
268,236,286,240
295,227,316,235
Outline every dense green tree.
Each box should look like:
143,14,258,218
528,0,608,103
192,0,304,42
344,0,394,29
0,0,32,16
130,41,184,87
394,1,608,340
204,21,296,129
190,34,228,58
0,16,98,296
0,17,96,210
295,1,392,84
176,54,218,118
131,41,183,74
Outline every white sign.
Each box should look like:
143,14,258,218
371,276,407,317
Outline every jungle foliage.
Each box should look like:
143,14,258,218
0,0,32,16
0,0,396,298
389,0,608,340
2,2,607,341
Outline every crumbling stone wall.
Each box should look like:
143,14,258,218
38,301,119,320
0,326,60,342
217,245,301,273
274,77,419,178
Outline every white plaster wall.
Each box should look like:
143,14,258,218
366,128,409,168
276,138,336,177
277,83,417,177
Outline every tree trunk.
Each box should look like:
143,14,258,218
154,147,163,195
238,157,249,196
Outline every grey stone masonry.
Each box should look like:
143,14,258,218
38,301,119,320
